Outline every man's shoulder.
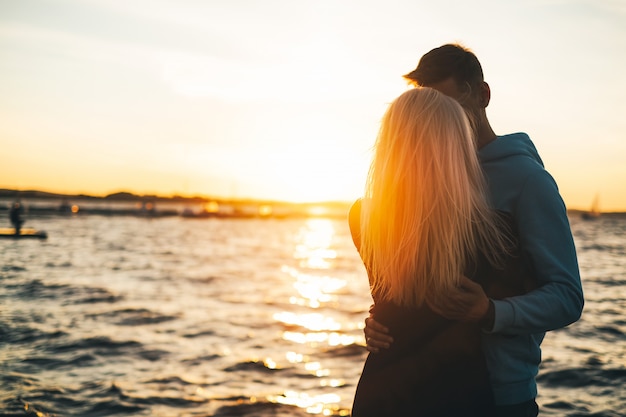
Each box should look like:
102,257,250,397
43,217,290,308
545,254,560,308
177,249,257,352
482,133,545,171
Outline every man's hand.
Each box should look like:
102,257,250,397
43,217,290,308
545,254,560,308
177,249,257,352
363,305,393,353
428,276,490,322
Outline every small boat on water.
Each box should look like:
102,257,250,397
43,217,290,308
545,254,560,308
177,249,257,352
581,194,601,221
0,228,48,239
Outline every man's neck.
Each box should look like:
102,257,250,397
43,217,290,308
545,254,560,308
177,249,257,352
475,119,497,150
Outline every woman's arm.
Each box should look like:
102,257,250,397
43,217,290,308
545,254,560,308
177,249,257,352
350,199,394,352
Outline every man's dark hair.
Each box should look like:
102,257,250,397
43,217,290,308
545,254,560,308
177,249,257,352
404,44,484,92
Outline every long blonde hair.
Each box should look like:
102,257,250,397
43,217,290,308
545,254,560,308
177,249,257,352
360,87,508,307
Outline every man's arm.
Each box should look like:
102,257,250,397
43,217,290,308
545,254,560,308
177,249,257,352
487,170,583,334
431,170,583,334
363,169,583,344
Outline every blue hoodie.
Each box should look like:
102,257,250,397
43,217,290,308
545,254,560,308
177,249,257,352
478,132,584,405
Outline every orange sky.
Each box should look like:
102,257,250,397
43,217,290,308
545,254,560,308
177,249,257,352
1,0,625,210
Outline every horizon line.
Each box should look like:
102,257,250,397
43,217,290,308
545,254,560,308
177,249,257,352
0,187,355,206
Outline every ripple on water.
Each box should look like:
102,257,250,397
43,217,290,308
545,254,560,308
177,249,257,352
10,279,73,300
1,264,27,273
212,400,315,417
538,366,626,389
45,336,142,355
71,287,124,305
86,308,179,326
181,353,222,366
2,215,625,416
1,324,66,345
223,360,282,374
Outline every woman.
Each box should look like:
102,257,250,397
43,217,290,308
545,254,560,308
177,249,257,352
349,87,514,416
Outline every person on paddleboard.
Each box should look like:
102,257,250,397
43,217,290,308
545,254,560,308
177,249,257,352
9,201,25,235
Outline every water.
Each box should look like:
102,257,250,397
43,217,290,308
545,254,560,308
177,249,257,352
1,211,624,416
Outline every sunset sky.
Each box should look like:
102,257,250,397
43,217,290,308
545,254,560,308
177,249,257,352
1,0,625,210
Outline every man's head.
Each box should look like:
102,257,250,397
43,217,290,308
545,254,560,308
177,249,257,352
404,44,484,93
403,44,494,143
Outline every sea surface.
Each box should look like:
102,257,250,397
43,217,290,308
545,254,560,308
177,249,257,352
1,208,625,416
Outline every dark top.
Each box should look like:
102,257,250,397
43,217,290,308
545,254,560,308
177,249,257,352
349,199,535,417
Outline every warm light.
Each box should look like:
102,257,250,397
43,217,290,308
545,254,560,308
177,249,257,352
244,356,280,370
282,266,346,308
294,219,337,269
282,331,356,346
268,390,342,415
304,361,330,377
308,206,329,216
259,204,272,216
293,274,345,304
71,205,79,213
273,311,341,332
282,219,345,308
263,357,278,369
285,351,306,363
305,361,321,371
321,379,345,388
204,201,219,213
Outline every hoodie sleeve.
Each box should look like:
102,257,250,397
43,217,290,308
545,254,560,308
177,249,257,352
489,170,584,335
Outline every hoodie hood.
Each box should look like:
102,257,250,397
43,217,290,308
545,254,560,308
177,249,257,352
479,132,544,167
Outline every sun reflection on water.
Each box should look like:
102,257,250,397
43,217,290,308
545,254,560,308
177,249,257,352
283,219,347,310
294,219,338,269
268,391,348,416
267,219,355,415
273,311,342,331
281,331,356,346
282,266,346,308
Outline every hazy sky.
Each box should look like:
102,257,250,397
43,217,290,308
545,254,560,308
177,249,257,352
1,0,625,210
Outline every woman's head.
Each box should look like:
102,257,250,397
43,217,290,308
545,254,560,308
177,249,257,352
360,87,506,307
372,87,478,192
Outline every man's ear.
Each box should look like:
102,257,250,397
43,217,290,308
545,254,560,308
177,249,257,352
481,82,491,108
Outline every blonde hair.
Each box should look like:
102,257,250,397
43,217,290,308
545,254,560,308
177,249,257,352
360,87,508,307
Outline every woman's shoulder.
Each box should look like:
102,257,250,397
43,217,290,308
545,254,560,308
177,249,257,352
348,199,363,249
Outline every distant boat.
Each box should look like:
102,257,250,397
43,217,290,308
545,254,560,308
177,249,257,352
581,194,600,220
0,228,48,239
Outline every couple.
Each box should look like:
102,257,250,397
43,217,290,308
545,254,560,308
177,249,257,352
349,44,584,417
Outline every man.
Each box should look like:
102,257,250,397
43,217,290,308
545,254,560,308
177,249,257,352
363,44,584,417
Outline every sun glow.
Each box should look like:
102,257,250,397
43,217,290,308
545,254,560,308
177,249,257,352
1,1,624,209
274,218,357,348
293,219,337,268
273,312,342,332
253,139,368,204
269,391,345,416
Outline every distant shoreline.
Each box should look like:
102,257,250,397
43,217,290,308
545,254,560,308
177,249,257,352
1,188,624,217
0,188,349,206
0,188,354,220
